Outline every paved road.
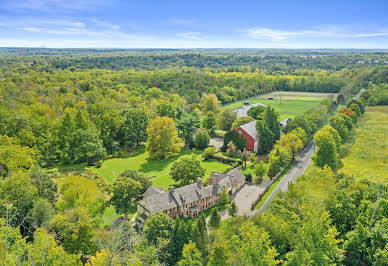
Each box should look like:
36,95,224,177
256,141,315,214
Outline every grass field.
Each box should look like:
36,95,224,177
340,106,388,184
224,91,337,120
55,175,104,201
89,146,230,188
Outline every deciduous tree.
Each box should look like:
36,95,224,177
170,156,205,186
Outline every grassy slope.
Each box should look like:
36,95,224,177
89,146,230,187
55,175,104,201
223,91,336,120
340,106,388,184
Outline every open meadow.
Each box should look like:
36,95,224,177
340,106,388,184
88,146,230,188
224,91,337,120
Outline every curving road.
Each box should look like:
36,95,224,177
256,141,316,214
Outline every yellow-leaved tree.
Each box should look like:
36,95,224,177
146,116,181,159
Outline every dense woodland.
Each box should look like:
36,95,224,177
0,49,387,265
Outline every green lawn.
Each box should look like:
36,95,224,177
88,146,231,188
340,106,388,184
55,175,104,201
223,91,337,120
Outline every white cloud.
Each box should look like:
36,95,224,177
90,19,120,30
245,26,388,40
176,32,203,40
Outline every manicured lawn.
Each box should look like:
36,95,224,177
340,106,388,184
89,146,231,188
223,91,337,120
55,175,104,201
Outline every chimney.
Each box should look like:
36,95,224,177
161,185,164,191
197,178,202,185
169,186,175,193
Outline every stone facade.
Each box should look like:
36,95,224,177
136,168,246,228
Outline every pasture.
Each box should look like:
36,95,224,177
89,146,230,188
224,91,337,120
340,106,388,184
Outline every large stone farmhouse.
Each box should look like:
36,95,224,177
137,168,246,227
234,120,259,152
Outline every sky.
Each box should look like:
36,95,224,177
0,0,388,48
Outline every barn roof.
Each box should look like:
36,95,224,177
239,120,258,140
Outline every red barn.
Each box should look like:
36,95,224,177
234,120,259,152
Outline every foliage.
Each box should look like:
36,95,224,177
177,111,201,147
194,129,210,149
109,173,142,214
178,241,202,266
313,129,339,170
203,147,217,160
231,116,255,130
203,111,217,136
228,201,238,217
209,208,221,229
222,130,246,152
170,156,205,186
200,93,220,114
263,106,281,141
217,109,236,131
30,166,58,204
329,115,349,142
254,161,268,184
121,108,149,147
247,105,266,119
208,243,230,266
220,188,230,205
147,116,181,159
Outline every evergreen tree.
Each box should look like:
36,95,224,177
209,208,221,229
208,243,229,266
177,112,201,147
256,120,274,154
177,241,202,266
263,107,281,141
228,201,238,217
203,111,217,136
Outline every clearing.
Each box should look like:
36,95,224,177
55,175,104,201
224,91,337,120
340,106,388,184
88,146,230,188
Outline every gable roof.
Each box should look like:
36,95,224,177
239,120,258,140
139,169,246,214
143,186,164,198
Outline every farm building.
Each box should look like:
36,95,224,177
234,120,259,152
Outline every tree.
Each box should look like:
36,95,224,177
256,120,274,154
220,188,229,205
156,101,177,118
312,129,338,170
57,111,75,163
249,152,256,164
222,131,246,152
0,135,36,178
247,105,266,119
234,222,280,266
169,216,192,264
30,167,57,204
320,125,341,152
254,161,267,184
217,109,236,131
109,175,142,214
194,129,210,149
121,108,149,147
203,147,217,160
226,141,238,155
367,96,377,106
118,169,151,195
228,201,238,217
147,116,181,159
177,112,200,147
329,115,348,142
178,241,202,266
209,208,221,229
208,243,229,266
29,198,55,228
263,106,281,141
170,156,205,186
231,116,255,130
69,128,106,165
287,116,312,135
191,214,208,259
29,228,80,265
275,130,303,157
203,111,217,136
349,103,361,117
49,207,96,255
143,213,173,245
200,93,220,114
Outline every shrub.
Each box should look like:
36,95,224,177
203,147,217,160
194,129,210,149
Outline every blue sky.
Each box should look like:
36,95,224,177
0,0,388,48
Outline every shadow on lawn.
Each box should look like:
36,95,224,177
138,148,202,173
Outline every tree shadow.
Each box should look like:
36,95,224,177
138,148,201,173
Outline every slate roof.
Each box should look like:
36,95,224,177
239,120,258,140
139,169,246,214
143,186,164,198
233,103,266,118
280,118,290,127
